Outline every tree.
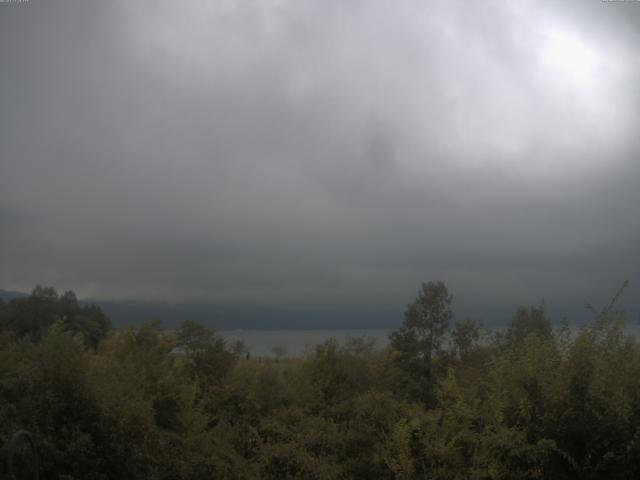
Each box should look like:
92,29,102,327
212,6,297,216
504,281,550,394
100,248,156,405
176,320,235,391
504,304,551,348
452,319,481,361
390,281,453,404
271,344,288,360
231,339,249,358
176,319,215,352
0,285,110,347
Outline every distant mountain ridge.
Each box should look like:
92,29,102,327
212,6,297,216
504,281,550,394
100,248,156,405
3,288,637,330
0,289,399,330
0,289,28,301
91,299,400,331
87,299,639,330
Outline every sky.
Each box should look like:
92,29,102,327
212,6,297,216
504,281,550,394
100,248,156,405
1,0,639,318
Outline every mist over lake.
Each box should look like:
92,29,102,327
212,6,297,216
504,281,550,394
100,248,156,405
220,320,640,358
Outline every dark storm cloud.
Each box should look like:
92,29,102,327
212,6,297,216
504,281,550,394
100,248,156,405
1,0,639,315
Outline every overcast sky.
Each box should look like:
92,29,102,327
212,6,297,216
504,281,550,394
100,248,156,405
1,0,639,317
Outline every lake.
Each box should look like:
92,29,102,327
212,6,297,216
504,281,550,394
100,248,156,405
219,329,391,357
220,322,640,357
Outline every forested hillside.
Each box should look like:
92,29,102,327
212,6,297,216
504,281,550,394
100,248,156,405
1,284,639,479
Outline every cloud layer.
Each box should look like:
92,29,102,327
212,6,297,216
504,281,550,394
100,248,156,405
2,0,639,316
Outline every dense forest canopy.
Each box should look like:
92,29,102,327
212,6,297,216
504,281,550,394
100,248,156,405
0,286,111,348
1,283,639,479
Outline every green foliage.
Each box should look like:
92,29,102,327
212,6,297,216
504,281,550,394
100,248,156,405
0,286,110,348
2,283,640,479
389,281,453,404
176,320,237,393
504,304,552,348
452,318,482,361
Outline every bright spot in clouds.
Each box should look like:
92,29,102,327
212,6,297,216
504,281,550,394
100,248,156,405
542,27,599,86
